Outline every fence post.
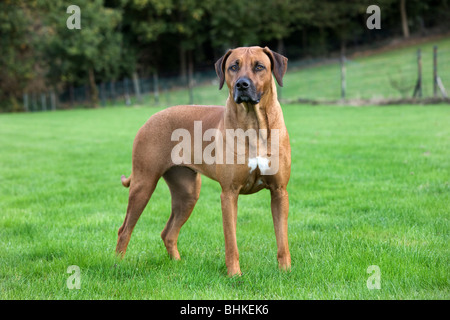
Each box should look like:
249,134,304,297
41,93,47,111
432,45,446,98
23,92,29,112
132,72,142,104
32,93,37,112
340,50,346,100
413,48,422,98
153,71,159,105
124,78,131,106
433,45,437,98
50,90,56,111
110,80,116,105
437,77,448,98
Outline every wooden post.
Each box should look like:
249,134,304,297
433,45,438,98
153,71,159,105
110,80,116,105
32,93,37,112
132,72,142,104
413,48,422,98
124,78,131,106
340,48,346,100
418,48,422,98
41,93,47,111
437,77,448,98
50,90,56,111
23,92,29,112
432,45,448,98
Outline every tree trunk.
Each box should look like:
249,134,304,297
69,84,75,107
277,38,285,55
179,45,187,85
132,71,142,104
319,27,326,55
302,28,307,52
400,0,410,39
50,89,56,111
88,67,99,107
187,50,194,105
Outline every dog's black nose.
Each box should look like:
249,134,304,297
233,77,260,104
235,78,250,90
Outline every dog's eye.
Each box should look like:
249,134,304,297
255,64,265,71
229,65,238,72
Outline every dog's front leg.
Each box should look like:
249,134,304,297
271,187,291,271
220,190,242,277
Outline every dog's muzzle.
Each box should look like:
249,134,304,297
233,77,261,105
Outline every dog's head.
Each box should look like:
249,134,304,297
215,46,288,105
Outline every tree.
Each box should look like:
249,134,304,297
209,0,261,50
0,0,43,111
171,0,214,102
400,0,410,38
120,0,173,75
40,0,123,107
257,0,314,54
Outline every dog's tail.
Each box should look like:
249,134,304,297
121,174,131,188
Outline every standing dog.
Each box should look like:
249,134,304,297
116,46,291,276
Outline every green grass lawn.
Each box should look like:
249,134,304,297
0,104,448,299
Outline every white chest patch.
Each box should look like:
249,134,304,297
248,156,270,174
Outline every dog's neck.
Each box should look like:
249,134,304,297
223,78,283,158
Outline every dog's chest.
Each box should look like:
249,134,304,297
239,156,269,194
248,156,271,174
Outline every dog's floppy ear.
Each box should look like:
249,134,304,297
263,47,288,87
214,49,233,90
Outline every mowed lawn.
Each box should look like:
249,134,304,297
0,104,449,299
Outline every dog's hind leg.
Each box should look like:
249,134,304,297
161,166,201,260
116,174,159,257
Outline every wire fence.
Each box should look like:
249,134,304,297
282,44,449,103
22,43,450,112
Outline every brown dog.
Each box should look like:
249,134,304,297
116,46,291,276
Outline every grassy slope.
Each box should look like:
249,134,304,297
0,104,448,299
282,36,450,100
141,36,450,106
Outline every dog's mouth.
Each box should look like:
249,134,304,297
234,92,261,105
235,95,260,104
